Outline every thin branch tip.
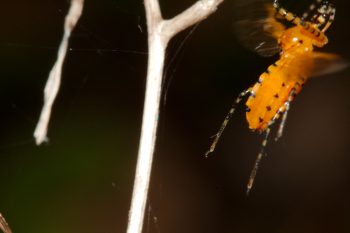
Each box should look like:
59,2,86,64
34,0,84,145
204,151,212,158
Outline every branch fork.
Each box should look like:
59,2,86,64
127,1,224,233
33,1,224,233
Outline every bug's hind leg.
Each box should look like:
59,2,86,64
275,88,296,141
275,104,289,141
246,88,296,194
246,127,271,195
205,88,252,157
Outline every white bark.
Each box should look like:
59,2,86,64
32,0,224,231
127,0,224,232
127,32,166,233
34,0,84,145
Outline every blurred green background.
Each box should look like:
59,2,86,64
0,0,350,232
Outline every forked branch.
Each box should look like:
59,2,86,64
127,1,224,233
32,1,223,232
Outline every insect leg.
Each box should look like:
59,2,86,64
273,0,303,26
320,4,335,32
275,88,296,141
246,88,296,194
302,0,323,21
205,88,252,157
246,127,271,195
302,0,335,32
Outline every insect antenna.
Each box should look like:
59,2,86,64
205,88,252,157
275,88,296,141
246,127,271,195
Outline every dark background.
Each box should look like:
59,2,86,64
0,0,350,232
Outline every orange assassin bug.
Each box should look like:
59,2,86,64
205,0,347,194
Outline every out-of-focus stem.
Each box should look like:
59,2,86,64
34,0,84,145
0,213,12,233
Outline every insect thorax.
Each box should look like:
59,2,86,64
279,25,327,53
300,23,328,47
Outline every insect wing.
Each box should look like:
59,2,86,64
271,52,348,82
310,52,349,77
233,0,284,57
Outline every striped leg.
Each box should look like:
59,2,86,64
246,127,271,195
274,0,335,31
273,0,303,26
205,88,252,157
307,1,335,32
275,88,296,141
302,0,323,21
319,3,335,32
246,88,295,194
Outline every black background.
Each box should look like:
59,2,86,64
0,0,350,232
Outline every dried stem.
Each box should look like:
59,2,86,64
32,0,223,232
127,0,224,233
34,0,84,145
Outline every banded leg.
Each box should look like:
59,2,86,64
246,127,271,195
302,0,323,21
246,88,295,194
275,88,296,141
319,3,335,32
306,0,335,32
273,0,303,26
205,88,251,157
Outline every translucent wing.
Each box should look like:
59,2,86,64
233,0,285,57
310,52,349,77
274,52,348,81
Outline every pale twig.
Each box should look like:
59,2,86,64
163,0,224,39
127,1,224,233
34,0,84,145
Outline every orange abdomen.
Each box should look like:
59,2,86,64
245,58,307,131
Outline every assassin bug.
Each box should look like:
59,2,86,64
205,0,347,194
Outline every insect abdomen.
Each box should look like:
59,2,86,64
245,60,305,131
